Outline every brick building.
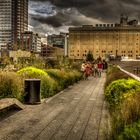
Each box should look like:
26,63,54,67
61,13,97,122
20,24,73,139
69,15,140,60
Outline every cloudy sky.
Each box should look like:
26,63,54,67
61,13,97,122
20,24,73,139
29,0,140,35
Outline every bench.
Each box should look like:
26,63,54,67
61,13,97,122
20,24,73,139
0,98,25,111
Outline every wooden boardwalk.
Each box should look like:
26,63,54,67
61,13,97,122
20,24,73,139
0,73,109,140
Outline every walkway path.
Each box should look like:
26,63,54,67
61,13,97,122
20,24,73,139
0,73,109,140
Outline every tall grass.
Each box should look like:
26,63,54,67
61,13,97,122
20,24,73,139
105,65,130,88
46,69,82,90
109,93,140,140
105,65,140,139
0,67,82,101
0,72,23,101
17,67,82,99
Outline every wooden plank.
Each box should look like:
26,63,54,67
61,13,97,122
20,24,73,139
0,98,25,110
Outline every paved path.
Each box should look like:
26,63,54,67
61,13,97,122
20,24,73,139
0,73,109,140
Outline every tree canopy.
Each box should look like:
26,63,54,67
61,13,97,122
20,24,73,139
86,51,94,62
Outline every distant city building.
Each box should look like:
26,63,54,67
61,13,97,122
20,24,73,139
63,33,69,57
47,33,69,56
41,44,55,57
69,15,140,59
41,37,48,45
0,0,28,50
47,33,65,48
41,44,64,58
21,31,41,53
9,50,31,62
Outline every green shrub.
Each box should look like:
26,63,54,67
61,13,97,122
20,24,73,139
0,72,23,101
17,66,47,78
105,65,140,140
17,67,59,98
17,67,82,99
105,79,140,110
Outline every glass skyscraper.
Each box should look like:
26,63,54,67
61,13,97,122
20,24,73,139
0,0,28,50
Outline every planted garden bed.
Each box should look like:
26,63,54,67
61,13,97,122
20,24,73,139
0,67,82,102
105,65,140,140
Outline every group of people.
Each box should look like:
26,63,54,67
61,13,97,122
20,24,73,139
81,60,108,80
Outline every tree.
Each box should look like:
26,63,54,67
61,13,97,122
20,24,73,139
86,51,94,62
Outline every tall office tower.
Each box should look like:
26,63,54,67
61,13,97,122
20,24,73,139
0,0,28,50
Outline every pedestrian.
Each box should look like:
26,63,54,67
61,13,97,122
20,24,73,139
102,60,108,72
97,61,103,77
84,62,92,80
81,61,86,72
93,62,98,77
81,61,86,79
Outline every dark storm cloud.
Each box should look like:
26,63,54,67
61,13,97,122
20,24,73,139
29,0,140,34
32,0,92,7
32,13,64,27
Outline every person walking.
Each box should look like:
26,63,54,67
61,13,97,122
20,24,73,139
81,61,86,79
84,62,92,80
97,61,103,77
93,62,98,77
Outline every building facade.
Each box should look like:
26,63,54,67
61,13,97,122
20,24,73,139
0,0,28,50
21,31,41,53
41,44,55,57
47,33,65,48
68,15,140,60
41,44,64,58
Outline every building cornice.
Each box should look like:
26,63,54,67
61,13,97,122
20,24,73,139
69,26,140,32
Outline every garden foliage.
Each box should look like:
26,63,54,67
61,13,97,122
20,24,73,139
105,79,140,109
109,93,140,140
46,69,82,90
105,65,130,88
17,67,82,99
105,65,140,139
0,66,82,100
0,72,23,101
